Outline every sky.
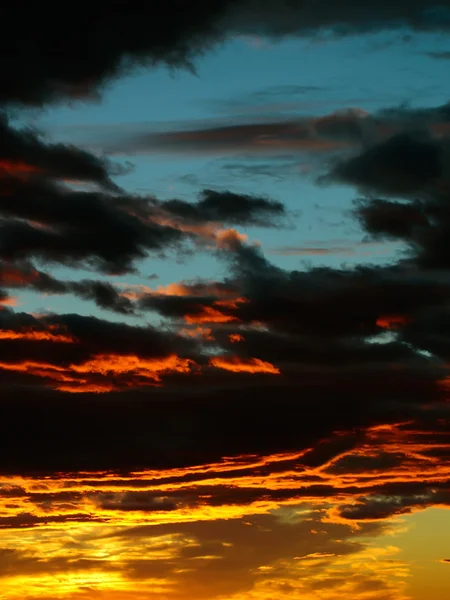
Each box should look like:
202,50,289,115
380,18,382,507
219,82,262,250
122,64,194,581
1,2,450,599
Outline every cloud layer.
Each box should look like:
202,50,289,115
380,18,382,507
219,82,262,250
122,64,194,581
1,2,450,599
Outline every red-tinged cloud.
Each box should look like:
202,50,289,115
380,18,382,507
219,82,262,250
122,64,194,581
376,315,410,330
0,353,199,392
102,105,439,163
184,306,239,324
0,261,43,287
96,104,450,170
184,297,248,325
210,355,280,374
121,120,350,157
120,280,238,303
179,326,214,341
0,115,120,190
0,159,41,178
0,326,75,343
229,333,244,342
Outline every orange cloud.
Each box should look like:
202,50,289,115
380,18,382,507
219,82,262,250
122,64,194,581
184,306,239,324
179,326,214,340
376,315,410,329
0,420,448,540
0,296,18,307
210,355,280,374
0,264,40,286
184,297,247,324
139,204,251,252
156,281,237,298
0,353,199,392
72,353,195,379
215,228,248,250
229,333,244,343
119,280,237,302
0,326,75,343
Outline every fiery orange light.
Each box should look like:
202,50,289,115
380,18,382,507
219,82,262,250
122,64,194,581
184,306,239,324
119,280,237,302
184,297,247,324
229,333,244,343
0,328,75,342
0,353,199,392
70,353,196,379
376,315,409,329
210,355,280,374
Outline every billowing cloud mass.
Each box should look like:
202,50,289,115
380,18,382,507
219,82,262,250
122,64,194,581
3,1,450,107
0,163,283,273
1,2,450,599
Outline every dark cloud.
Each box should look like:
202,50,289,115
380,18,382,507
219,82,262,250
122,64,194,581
328,132,445,197
3,1,450,107
163,189,285,227
337,486,450,521
0,174,181,273
216,243,450,337
0,114,119,190
95,491,179,512
356,197,450,271
0,513,105,529
355,199,428,240
0,173,283,273
0,309,198,371
0,260,136,314
399,306,450,361
68,280,136,314
325,125,450,271
0,2,230,107
1,135,448,482
0,360,444,474
118,513,374,598
426,51,450,59
221,159,303,181
325,451,406,474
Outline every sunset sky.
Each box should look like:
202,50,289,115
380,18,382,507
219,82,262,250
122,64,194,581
1,2,450,599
